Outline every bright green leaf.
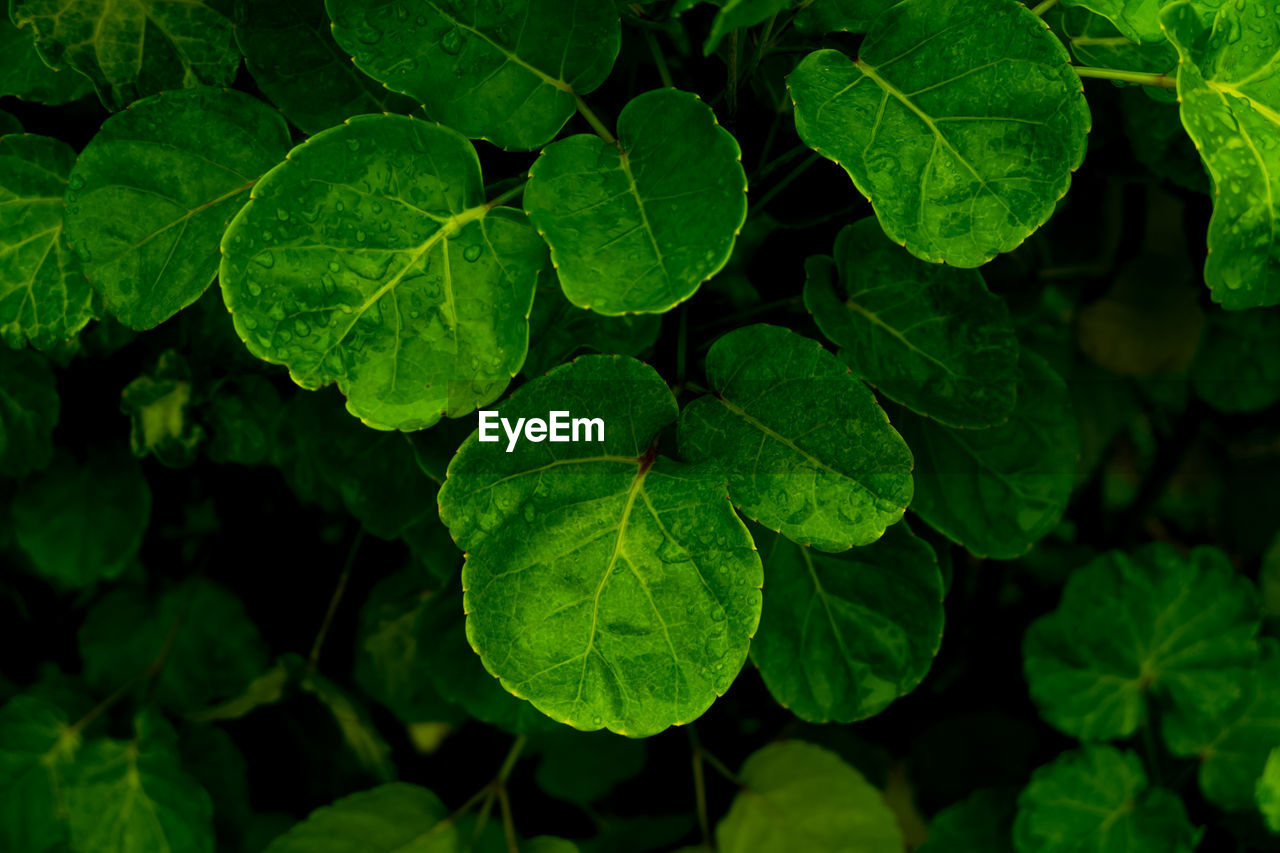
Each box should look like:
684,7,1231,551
1191,307,1280,413
788,0,1091,267
220,114,546,431
64,87,290,330
918,789,1016,853
120,350,204,467
750,525,943,723
894,352,1078,559
1024,543,1260,741
439,355,763,737
805,217,1019,428
0,14,92,104
263,783,455,853
326,0,620,151
524,88,747,315
0,347,58,478
679,324,914,552
523,284,661,376
9,0,241,111
1013,746,1198,853
1163,0,1280,309
1259,748,1280,832
0,695,78,853
0,134,96,350
1059,7,1177,100
1061,0,1163,43
716,740,903,853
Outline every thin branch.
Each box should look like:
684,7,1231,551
575,96,617,144
1075,65,1176,88
1031,0,1059,15
750,152,822,214
308,528,365,676
646,31,675,89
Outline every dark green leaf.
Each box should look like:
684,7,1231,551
533,728,647,804
918,789,1016,853
794,0,895,34
523,284,661,376
704,0,793,55
0,347,58,478
0,695,77,852
0,14,92,104
263,783,454,853
1191,307,1280,413
120,350,204,467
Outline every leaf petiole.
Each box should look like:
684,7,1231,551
1074,66,1177,88
486,182,528,209
575,95,617,144
1031,0,1059,15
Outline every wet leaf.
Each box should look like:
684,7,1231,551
0,14,92,104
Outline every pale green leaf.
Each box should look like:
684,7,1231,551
264,783,455,853
1191,307,1280,412
0,134,95,350
716,740,903,853
326,0,620,150
805,217,1018,428
524,88,747,315
0,695,78,853
679,324,914,552
64,87,290,330
120,350,203,467
220,114,546,431
1259,748,1280,832
1024,544,1260,741
0,347,58,478
0,14,92,104
788,0,1091,267
894,352,1078,559
439,355,763,737
10,0,241,111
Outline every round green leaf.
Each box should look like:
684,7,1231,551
1163,0,1280,309
326,0,620,151
788,0,1091,267
523,283,662,376
0,14,92,104
918,789,1016,853
679,324,914,552
0,695,76,852
750,525,943,723
0,134,96,350
264,783,453,853
1024,544,1261,741
64,88,289,331
1259,748,1280,832
221,114,546,431
235,0,418,135
0,348,59,478
805,217,1018,428
894,351,1078,559
524,88,747,315
1013,746,1198,853
10,0,241,111
716,740,903,853
1191,307,1280,413
439,355,763,737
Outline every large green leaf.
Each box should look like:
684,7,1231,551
1061,0,1163,43
1163,0,1280,309
1013,746,1198,853
716,740,903,853
0,348,58,478
523,284,661,376
805,217,1018,428
894,352,1077,559
1191,307,1280,413
0,134,95,350
220,114,546,431
679,324,913,552
0,695,79,853
1163,641,1280,811
64,88,289,331
918,789,1016,853
1260,748,1280,832
9,0,241,111
1024,544,1260,741
326,0,620,151
235,0,417,135
12,447,151,588
65,711,214,853
0,14,92,104
264,783,455,853
439,355,763,737
524,88,747,315
750,525,943,723
1059,8,1177,94
788,0,1090,267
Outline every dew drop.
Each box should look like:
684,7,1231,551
463,244,483,262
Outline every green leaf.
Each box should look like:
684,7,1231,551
523,88,747,315
1059,8,1177,99
533,728,647,804
523,284,661,377
794,0,895,34
439,355,763,737
263,783,455,853
918,789,1016,853
203,375,287,467
78,577,269,712
894,352,1078,559
64,87,290,331
234,0,418,135
13,447,151,588
1119,88,1210,193
282,655,398,783
0,695,78,853
804,217,1019,428
1013,746,1198,853
10,0,241,111
1191,307,1280,413
788,0,1091,267
1061,0,1164,43
120,350,204,467
526,839,580,853
1259,748,1280,832
716,740,903,853
679,324,914,552
750,525,943,723
0,111,19,135
1024,544,1260,741
0,14,92,104
0,134,96,350
1163,0,1280,309
704,0,793,56
220,114,546,431
0,347,58,478
64,710,215,853
326,0,620,151
1163,640,1280,811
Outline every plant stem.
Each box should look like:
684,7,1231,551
646,31,675,89
497,786,519,853
751,152,821,214
308,528,365,676
486,183,527,209
69,613,182,736
676,305,688,386
497,734,527,783
690,733,711,847
1031,0,1059,15
1071,36,1134,47
575,96,616,144
1075,66,1176,88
